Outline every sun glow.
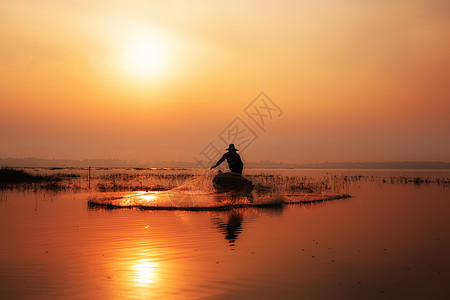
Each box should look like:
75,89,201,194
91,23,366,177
134,261,156,285
139,194,157,202
121,32,170,80
119,191,158,206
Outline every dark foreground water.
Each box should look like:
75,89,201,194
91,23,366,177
1,170,449,299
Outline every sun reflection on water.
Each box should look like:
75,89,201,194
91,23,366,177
133,260,156,285
120,191,158,206
139,194,157,202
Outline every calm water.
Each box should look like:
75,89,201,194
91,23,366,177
1,169,449,299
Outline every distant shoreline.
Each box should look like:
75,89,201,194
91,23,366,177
1,158,449,170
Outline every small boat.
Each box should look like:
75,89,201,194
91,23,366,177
212,171,254,195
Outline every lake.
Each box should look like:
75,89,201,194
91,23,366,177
1,169,449,299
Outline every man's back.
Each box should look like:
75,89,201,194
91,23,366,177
211,144,244,174
223,151,243,174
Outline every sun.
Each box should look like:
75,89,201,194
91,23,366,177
122,34,169,80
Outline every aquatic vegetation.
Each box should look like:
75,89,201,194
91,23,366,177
0,167,81,191
1,167,448,194
2,166,448,211
0,167,43,184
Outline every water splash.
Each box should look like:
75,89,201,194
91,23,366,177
87,171,350,210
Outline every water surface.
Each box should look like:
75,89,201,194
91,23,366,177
1,169,449,299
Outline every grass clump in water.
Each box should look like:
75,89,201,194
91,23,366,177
0,167,44,184
0,167,81,191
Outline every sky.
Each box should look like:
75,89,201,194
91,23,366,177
1,0,449,164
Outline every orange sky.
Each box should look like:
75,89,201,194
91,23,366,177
1,0,449,163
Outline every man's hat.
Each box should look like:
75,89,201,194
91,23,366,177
226,144,238,151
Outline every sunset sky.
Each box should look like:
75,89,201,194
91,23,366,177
1,0,449,163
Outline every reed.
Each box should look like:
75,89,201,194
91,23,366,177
1,167,448,193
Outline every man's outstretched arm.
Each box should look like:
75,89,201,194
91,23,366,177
211,154,226,169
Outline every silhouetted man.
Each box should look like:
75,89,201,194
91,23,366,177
210,144,244,174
